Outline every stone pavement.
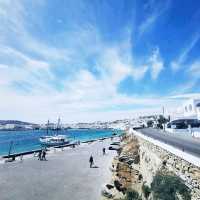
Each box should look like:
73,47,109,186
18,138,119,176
0,139,117,200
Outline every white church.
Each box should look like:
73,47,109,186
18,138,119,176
182,98,200,120
166,98,200,137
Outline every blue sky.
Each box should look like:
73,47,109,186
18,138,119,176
0,0,200,123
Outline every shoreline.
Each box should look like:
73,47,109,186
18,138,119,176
0,135,121,164
0,128,119,132
0,129,123,157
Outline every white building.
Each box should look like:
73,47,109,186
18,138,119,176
183,99,200,120
4,124,16,129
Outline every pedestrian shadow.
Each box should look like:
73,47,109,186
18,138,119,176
91,165,99,168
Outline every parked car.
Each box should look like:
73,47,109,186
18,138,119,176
167,119,200,129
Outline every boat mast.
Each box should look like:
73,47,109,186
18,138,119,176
56,117,61,135
47,120,49,135
8,141,13,156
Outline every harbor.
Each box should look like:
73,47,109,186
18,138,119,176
0,129,122,156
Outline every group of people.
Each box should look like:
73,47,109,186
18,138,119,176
89,147,106,168
38,148,47,161
37,145,106,165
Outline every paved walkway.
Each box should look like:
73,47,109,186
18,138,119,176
0,139,117,200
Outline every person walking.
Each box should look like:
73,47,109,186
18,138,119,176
89,155,94,168
103,147,106,155
41,148,47,161
38,150,42,161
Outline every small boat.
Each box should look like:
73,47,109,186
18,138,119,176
39,135,70,146
39,118,70,146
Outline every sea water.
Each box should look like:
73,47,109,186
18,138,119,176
0,129,122,156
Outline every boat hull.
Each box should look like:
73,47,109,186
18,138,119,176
40,141,70,147
39,135,70,147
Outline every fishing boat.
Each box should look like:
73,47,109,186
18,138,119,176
39,118,71,146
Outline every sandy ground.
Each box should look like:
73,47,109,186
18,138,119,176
0,138,118,200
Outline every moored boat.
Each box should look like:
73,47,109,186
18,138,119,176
39,135,70,146
39,118,71,146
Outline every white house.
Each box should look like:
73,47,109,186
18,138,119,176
183,98,200,120
4,124,16,129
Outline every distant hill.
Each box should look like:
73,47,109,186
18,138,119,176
0,120,37,125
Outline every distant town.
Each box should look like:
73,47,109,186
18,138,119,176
0,115,166,131
1,98,200,132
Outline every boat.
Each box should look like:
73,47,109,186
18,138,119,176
39,118,71,146
39,135,70,146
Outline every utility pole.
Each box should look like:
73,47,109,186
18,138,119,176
47,120,49,135
163,106,165,132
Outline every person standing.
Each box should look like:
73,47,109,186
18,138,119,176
89,155,94,168
103,147,106,155
41,148,47,161
38,150,42,161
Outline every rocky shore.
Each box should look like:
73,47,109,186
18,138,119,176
101,134,141,199
101,131,200,200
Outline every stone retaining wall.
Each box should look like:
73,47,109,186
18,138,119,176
101,132,200,200
138,136,200,200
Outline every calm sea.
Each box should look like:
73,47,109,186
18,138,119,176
0,129,122,156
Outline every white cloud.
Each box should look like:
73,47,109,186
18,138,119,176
170,80,196,95
171,33,200,71
0,64,8,69
170,60,200,94
149,47,164,80
139,14,158,36
0,0,69,62
169,93,200,100
188,60,200,77
131,66,148,81
139,0,170,36
0,0,197,123
0,46,50,70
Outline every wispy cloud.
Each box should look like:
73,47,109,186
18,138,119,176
169,93,200,100
171,33,200,71
188,60,200,78
170,59,200,94
138,0,171,36
0,0,199,122
149,47,164,80
139,14,158,36
0,0,159,122
131,66,149,81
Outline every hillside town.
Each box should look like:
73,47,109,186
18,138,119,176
0,116,155,131
1,98,200,132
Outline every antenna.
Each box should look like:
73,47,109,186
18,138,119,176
57,117,61,128
56,117,61,135
162,106,165,132
47,120,50,135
